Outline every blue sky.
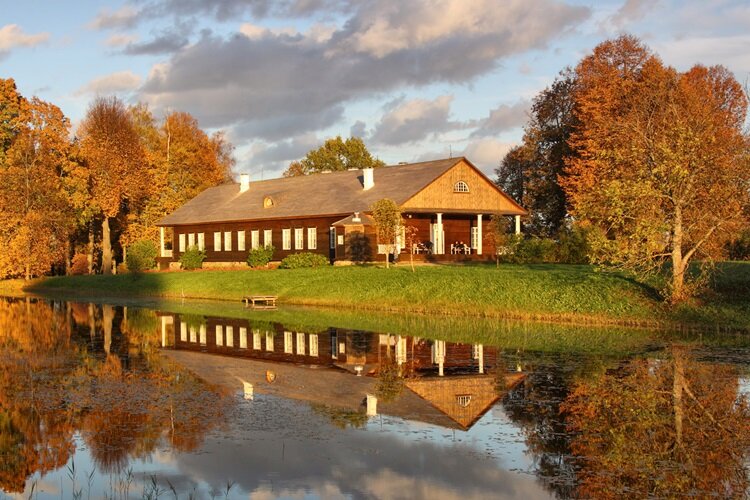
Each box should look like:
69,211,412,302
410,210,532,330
2,0,749,178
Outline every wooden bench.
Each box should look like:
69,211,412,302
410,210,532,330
243,295,278,308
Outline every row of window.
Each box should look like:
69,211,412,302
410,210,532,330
177,228,318,252
179,322,320,356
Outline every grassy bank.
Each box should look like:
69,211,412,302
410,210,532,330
23,262,750,330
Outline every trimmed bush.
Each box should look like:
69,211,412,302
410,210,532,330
126,240,158,273
180,245,206,270
279,252,329,269
247,245,275,268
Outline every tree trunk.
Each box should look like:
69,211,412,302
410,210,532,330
671,207,686,302
24,263,30,281
102,304,114,354
87,224,94,275
385,245,389,269
64,238,72,276
673,350,685,449
102,217,112,275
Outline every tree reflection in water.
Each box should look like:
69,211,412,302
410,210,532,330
0,298,230,492
562,346,750,498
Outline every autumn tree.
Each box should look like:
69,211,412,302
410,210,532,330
562,346,750,498
78,97,146,274
0,82,74,279
562,35,750,301
496,69,577,237
122,106,233,248
370,198,402,269
283,136,384,177
486,215,511,267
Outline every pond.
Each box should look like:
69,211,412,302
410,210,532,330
0,296,748,499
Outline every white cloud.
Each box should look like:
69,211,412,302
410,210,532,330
0,24,49,54
470,100,530,137
462,138,517,175
88,5,140,30
654,34,750,76
75,71,142,95
371,95,456,145
105,34,138,47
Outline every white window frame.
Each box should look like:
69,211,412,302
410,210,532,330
215,325,223,346
471,226,479,249
239,327,248,349
310,334,319,357
294,228,304,250
188,233,195,248
454,180,470,193
224,231,232,252
189,325,196,343
284,331,293,353
264,229,272,247
178,233,186,252
282,229,292,250
180,322,187,342
251,230,260,250
307,228,317,250
253,329,262,350
238,231,246,251
199,325,206,345
265,331,274,351
214,232,222,251
197,232,205,251
226,326,234,347
296,332,305,355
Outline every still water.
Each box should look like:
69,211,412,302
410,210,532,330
0,297,748,499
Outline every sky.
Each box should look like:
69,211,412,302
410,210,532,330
2,0,749,179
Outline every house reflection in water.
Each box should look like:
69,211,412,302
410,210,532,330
158,313,523,431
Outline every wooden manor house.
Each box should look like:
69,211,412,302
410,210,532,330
156,157,527,267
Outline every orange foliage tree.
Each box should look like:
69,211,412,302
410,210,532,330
562,346,750,498
561,35,750,301
78,96,146,275
0,79,75,279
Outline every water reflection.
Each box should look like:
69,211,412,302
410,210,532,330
0,297,748,499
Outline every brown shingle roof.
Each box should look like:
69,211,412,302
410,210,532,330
157,157,462,226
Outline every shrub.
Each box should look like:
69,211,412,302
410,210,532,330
126,240,158,273
180,245,206,270
504,236,556,264
70,253,89,275
247,245,275,268
279,252,329,269
556,226,591,264
726,229,750,261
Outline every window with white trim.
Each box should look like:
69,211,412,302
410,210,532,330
265,332,274,351
454,180,469,193
226,325,234,347
264,229,272,247
284,331,293,353
189,325,196,343
253,329,262,350
238,231,246,251
296,332,305,355
214,232,222,251
456,395,472,407
471,227,479,249
239,327,248,349
199,325,206,345
197,233,205,251
309,334,319,357
224,231,232,251
282,229,291,250
216,325,224,346
178,233,186,252
308,228,317,249
188,233,195,248
180,322,187,342
294,228,304,250
251,230,260,250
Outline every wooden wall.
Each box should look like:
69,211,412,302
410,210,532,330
171,215,343,262
401,159,524,214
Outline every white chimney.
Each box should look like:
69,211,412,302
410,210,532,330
240,173,250,193
363,168,374,190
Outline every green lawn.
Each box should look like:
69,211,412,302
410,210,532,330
24,262,750,330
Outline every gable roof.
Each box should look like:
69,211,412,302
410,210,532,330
157,157,522,226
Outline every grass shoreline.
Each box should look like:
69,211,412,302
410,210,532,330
19,262,750,332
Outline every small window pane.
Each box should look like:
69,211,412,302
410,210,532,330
188,233,195,248
178,234,186,252
214,232,222,251
224,231,232,251
264,229,273,247
238,231,246,251
308,228,317,249
197,233,205,251
454,181,469,193
294,228,303,250
282,229,291,250
251,230,260,250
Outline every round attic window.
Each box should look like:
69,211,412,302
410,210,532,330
263,196,274,208
454,180,469,193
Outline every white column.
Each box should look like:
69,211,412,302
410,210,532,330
436,213,444,254
160,227,166,257
476,214,483,255
366,394,378,416
434,340,446,376
161,315,168,347
477,344,484,374
515,215,521,235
